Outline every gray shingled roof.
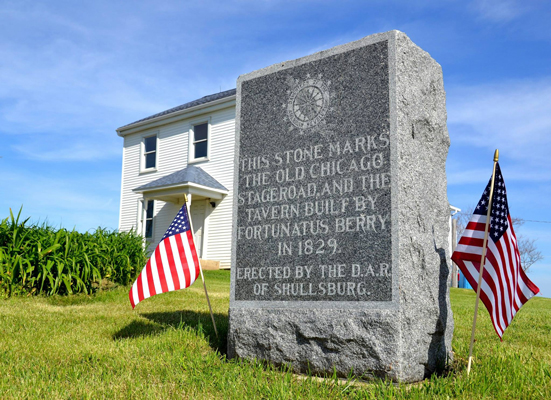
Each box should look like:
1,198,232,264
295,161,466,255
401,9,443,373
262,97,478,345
134,165,228,192
121,89,236,129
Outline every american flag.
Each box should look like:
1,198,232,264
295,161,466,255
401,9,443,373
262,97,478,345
129,202,201,309
452,163,539,338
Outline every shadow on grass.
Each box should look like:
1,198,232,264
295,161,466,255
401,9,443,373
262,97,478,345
112,320,166,338
113,310,228,354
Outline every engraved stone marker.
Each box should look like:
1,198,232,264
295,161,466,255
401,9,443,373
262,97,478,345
229,31,453,382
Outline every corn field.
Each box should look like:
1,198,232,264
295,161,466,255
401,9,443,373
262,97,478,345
0,208,148,297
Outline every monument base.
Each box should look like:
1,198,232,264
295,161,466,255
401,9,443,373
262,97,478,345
229,309,401,379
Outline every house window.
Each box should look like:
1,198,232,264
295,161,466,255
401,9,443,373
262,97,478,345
141,200,154,238
142,135,157,171
192,123,208,160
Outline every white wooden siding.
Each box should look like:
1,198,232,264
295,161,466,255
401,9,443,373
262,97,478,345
190,200,206,257
119,104,235,268
197,108,235,268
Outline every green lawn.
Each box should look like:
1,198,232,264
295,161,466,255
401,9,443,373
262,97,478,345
0,271,550,399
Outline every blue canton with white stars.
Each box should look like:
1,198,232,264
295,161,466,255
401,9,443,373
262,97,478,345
161,203,191,241
473,163,509,242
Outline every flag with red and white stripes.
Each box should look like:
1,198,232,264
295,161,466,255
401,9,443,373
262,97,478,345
452,163,539,338
129,202,201,309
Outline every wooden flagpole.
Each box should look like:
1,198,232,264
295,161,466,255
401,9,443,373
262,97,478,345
184,194,219,338
466,149,499,375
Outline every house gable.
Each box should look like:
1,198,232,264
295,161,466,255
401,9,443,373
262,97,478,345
118,91,236,268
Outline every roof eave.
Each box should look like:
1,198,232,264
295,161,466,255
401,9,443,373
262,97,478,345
116,94,236,137
133,181,229,195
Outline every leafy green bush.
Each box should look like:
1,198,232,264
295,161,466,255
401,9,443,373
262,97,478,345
0,208,148,297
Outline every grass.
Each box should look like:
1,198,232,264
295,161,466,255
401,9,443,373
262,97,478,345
0,270,550,399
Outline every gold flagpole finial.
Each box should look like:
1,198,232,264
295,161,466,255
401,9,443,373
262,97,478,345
494,149,499,162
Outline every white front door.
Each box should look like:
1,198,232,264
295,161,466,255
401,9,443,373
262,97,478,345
190,200,206,258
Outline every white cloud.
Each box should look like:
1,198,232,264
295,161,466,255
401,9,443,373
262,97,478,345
447,78,551,172
0,2,219,138
0,40,173,134
12,140,121,162
471,0,526,22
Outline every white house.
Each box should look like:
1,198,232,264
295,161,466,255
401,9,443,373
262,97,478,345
116,89,236,268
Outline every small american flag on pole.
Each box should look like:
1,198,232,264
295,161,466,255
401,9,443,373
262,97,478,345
452,162,539,338
129,202,200,309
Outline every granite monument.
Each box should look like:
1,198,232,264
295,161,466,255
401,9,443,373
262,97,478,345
228,30,453,382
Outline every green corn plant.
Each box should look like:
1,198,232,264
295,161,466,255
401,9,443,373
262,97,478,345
39,259,55,294
0,207,147,297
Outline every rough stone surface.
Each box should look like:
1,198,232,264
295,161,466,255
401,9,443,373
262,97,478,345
229,30,453,383
230,308,400,379
393,32,454,380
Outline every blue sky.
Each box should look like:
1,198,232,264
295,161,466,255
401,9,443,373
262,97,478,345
1,0,550,296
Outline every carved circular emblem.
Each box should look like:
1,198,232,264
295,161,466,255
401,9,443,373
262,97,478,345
287,78,330,129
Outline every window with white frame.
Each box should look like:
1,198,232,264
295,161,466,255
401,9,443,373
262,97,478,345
142,135,157,171
141,200,154,239
191,122,208,160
